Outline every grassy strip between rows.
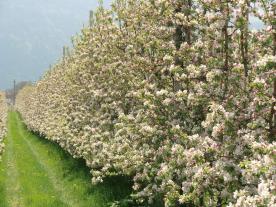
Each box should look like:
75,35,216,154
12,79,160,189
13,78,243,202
0,111,133,207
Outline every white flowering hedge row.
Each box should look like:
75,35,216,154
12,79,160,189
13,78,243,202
0,92,8,158
16,0,276,206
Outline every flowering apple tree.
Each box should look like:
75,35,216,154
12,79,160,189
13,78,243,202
16,0,276,206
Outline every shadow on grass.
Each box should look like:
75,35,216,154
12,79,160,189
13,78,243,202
29,131,135,207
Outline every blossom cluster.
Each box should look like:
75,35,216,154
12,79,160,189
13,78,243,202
16,0,275,206
0,92,8,159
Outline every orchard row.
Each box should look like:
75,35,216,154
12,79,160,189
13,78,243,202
16,0,275,206
0,92,7,158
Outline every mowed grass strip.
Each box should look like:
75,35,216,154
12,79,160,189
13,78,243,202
5,111,67,207
0,111,132,207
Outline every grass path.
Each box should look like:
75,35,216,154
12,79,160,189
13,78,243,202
0,111,132,207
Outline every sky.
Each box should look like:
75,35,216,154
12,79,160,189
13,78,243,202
0,1,264,90
0,0,111,89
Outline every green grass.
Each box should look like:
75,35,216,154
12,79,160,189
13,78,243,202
0,111,133,207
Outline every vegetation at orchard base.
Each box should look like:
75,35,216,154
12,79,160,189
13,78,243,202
0,111,133,207
13,0,276,206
